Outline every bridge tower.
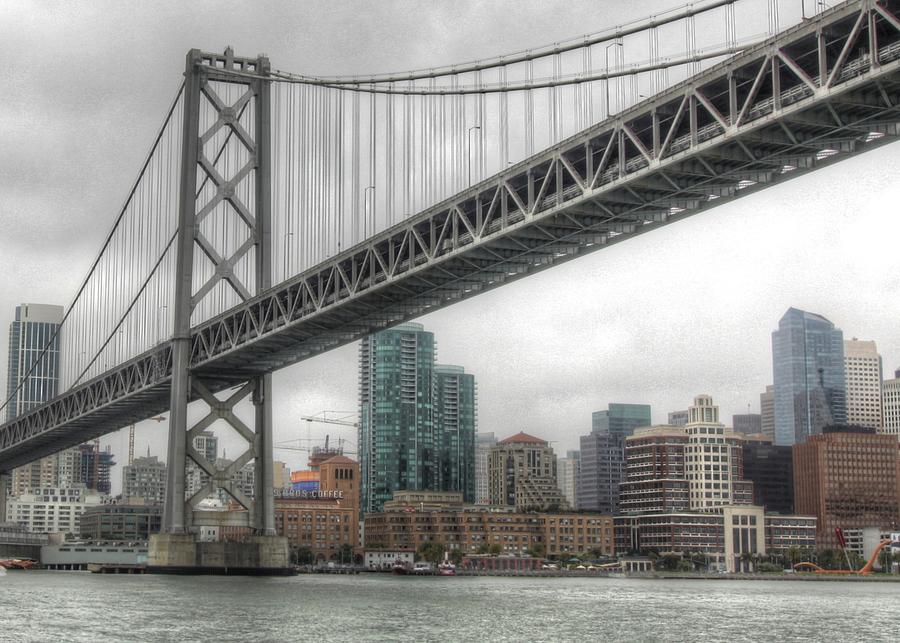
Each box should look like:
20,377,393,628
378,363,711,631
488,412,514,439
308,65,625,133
149,48,289,573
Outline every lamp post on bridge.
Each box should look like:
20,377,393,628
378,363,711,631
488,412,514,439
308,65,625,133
605,42,623,118
467,125,481,187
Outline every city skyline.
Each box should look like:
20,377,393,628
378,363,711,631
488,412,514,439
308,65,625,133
1,0,899,490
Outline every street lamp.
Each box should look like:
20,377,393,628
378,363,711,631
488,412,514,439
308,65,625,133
363,186,376,239
467,125,481,187
605,43,624,118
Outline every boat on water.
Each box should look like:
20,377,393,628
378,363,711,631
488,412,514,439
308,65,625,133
0,566,6,577
391,559,410,575
438,552,456,576
0,559,37,570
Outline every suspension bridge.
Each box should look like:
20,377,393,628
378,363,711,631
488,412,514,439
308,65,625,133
1,0,899,570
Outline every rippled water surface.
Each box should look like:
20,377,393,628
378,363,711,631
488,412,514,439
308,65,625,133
1,572,897,642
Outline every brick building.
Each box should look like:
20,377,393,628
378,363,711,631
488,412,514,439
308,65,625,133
223,455,360,561
364,504,614,558
793,426,900,548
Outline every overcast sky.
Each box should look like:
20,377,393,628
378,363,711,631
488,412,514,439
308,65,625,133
2,1,899,493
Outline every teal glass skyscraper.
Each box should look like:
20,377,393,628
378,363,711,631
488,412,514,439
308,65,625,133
434,365,476,503
772,308,846,446
358,323,476,514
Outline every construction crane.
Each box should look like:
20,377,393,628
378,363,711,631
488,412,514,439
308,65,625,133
276,412,359,459
128,416,166,465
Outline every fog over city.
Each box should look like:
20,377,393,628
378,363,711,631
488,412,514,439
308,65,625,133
2,1,899,492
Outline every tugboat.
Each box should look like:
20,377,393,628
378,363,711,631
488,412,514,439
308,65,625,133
391,558,410,575
438,552,456,576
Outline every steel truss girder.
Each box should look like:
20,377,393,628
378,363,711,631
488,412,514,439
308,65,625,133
3,0,900,472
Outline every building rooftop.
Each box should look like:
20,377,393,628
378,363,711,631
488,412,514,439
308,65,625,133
320,455,358,466
498,431,547,446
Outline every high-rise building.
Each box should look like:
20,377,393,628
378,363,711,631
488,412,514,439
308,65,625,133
593,405,652,437
577,404,651,514
433,365,477,502
772,308,847,446
760,385,775,441
732,413,762,435
793,426,900,548
843,339,883,430
684,395,754,510
358,323,476,514
883,369,900,440
489,432,567,511
474,432,496,505
557,450,580,509
122,455,167,504
272,461,291,489
6,304,66,497
741,441,794,514
185,430,219,499
75,443,116,494
667,410,689,426
619,425,690,514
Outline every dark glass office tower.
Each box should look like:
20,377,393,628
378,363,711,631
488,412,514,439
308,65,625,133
576,403,651,513
434,365,476,503
772,308,846,446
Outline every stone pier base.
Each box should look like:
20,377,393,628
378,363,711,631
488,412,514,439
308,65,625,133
147,534,292,575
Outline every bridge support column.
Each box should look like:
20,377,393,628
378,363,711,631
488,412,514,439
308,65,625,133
149,47,288,574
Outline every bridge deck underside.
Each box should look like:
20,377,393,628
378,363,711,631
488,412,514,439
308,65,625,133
3,0,900,470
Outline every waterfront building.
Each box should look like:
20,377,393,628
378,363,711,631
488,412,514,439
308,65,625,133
614,510,816,572
5,486,106,536
222,456,360,560
619,425,690,514
79,503,162,540
667,410,689,426
383,490,465,512
760,385,775,442
41,542,150,571
557,450,580,509
843,339,883,430
358,323,477,513
741,441,794,514
122,455,167,504
577,404,651,514
474,432,496,505
489,432,567,511
772,308,847,446
732,414,762,435
433,365,477,502
793,425,900,549
6,304,66,497
884,369,900,439
363,493,614,558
